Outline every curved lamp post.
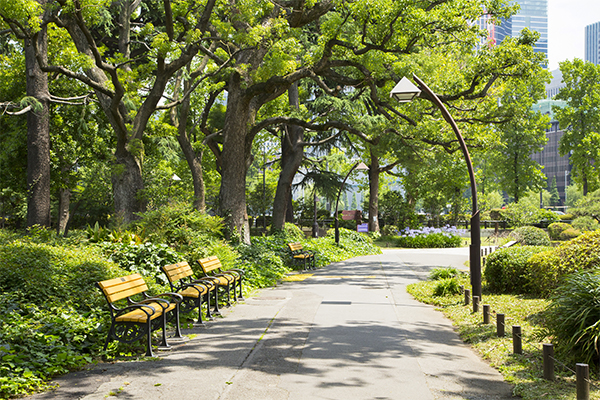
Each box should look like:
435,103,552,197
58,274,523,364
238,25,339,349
335,162,369,245
390,75,482,300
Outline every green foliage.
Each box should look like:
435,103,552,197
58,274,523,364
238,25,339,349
483,246,551,294
378,190,418,228
572,216,600,232
433,278,462,297
510,226,551,246
281,223,305,242
501,198,559,228
546,270,600,366
380,225,398,236
547,222,573,240
559,228,581,241
527,230,600,296
396,233,462,249
429,267,460,280
100,242,181,285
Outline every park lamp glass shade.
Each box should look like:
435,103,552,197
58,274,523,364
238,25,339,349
354,162,369,171
390,77,421,103
171,174,181,181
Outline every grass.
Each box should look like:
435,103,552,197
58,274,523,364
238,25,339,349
407,277,600,400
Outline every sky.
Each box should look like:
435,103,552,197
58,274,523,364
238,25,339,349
547,0,600,71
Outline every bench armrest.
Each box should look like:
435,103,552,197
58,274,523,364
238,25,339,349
115,303,158,318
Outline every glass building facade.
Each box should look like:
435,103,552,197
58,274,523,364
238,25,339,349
492,0,548,57
585,21,600,65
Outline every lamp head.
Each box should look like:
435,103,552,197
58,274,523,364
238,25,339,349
390,77,421,103
355,162,369,171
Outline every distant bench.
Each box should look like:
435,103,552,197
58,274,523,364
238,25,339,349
161,262,219,325
287,242,316,270
197,256,245,306
96,273,183,357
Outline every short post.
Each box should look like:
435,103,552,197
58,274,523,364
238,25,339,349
513,326,522,354
483,304,490,324
576,363,589,400
464,289,470,305
473,296,480,313
497,313,505,337
482,257,486,267
543,344,554,381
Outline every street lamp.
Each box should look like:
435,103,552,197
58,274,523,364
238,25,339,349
391,74,482,300
335,162,369,245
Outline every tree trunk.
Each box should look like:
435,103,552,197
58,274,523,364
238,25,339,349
368,152,380,233
57,188,70,235
218,77,252,244
25,16,51,228
272,83,304,230
175,90,205,211
112,149,145,224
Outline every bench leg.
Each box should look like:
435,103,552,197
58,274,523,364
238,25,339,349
145,320,154,357
157,314,171,350
212,289,221,315
172,303,183,339
237,278,244,301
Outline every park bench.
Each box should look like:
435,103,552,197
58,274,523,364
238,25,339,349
287,242,316,270
96,273,183,357
161,261,219,324
197,256,245,307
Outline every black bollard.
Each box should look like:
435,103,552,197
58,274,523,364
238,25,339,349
497,314,505,337
464,289,470,305
576,363,589,400
473,296,480,313
513,326,522,354
483,304,490,324
543,344,554,381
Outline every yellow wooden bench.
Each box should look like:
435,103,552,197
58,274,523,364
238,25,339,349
96,273,183,357
161,261,219,324
287,242,316,270
197,256,245,307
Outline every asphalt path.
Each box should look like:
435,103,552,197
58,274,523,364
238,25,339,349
28,248,515,400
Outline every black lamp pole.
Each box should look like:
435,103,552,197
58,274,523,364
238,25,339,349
411,75,482,300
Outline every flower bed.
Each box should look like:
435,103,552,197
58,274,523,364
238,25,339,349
395,226,464,248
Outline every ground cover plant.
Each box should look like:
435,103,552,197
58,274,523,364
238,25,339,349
407,277,600,400
0,213,380,398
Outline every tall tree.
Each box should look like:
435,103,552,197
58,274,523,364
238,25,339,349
554,59,600,195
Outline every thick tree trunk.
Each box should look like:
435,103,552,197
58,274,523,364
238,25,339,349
176,92,205,211
218,78,252,244
272,83,304,230
112,149,145,224
25,19,51,228
368,153,380,233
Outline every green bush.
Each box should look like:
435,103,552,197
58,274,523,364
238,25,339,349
396,233,462,248
510,226,551,246
433,278,462,296
484,246,551,294
572,216,600,232
430,267,459,280
559,228,581,241
527,230,600,296
381,225,398,236
547,222,574,240
546,270,600,366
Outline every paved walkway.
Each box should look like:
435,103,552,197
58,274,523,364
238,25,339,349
29,248,515,400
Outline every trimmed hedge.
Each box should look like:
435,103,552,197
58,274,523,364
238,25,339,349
484,245,551,294
547,222,574,240
510,226,550,246
527,230,600,296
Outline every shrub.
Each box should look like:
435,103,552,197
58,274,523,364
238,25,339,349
527,230,600,296
510,226,551,246
546,270,600,366
430,267,460,280
559,228,581,241
381,225,398,236
484,246,551,294
433,278,462,296
547,222,574,240
281,223,305,241
572,216,600,232
395,226,463,249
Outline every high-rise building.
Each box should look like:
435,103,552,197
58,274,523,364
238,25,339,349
487,0,548,57
585,21,600,65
